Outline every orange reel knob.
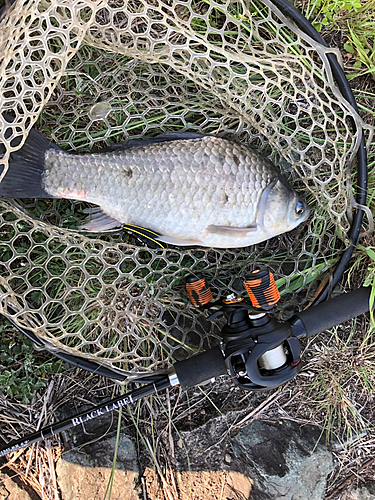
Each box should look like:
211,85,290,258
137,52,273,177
244,270,280,310
185,274,213,306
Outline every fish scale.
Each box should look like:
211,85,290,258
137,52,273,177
0,131,310,248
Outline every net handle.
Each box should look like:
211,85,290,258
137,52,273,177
267,0,368,303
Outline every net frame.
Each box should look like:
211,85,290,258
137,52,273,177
269,0,367,305
0,0,369,381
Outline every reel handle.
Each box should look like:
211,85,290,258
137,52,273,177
185,273,213,306
244,269,280,310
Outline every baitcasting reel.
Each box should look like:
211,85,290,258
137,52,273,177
185,270,301,391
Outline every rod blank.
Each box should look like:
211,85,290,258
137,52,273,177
0,377,172,457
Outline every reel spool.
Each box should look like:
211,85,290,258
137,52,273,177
185,270,301,390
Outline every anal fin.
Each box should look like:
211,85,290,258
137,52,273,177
156,234,203,246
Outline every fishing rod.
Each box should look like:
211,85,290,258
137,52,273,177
0,269,372,458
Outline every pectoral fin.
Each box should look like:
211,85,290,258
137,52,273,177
207,224,259,236
79,208,122,231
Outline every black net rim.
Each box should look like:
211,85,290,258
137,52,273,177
270,0,367,304
0,0,368,381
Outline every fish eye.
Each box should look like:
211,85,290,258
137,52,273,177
295,200,305,215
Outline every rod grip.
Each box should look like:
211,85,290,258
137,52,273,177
173,346,227,389
291,286,371,338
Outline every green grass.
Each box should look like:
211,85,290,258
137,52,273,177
1,4,375,497
300,0,375,79
0,317,63,403
302,324,375,442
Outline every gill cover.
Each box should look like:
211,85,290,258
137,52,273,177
259,176,310,236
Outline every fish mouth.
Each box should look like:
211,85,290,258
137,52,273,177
302,204,311,221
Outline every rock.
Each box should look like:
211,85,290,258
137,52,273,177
232,419,335,500
173,416,335,500
56,434,140,500
341,482,375,500
173,413,254,499
226,471,253,498
0,471,37,500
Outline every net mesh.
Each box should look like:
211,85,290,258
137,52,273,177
0,0,367,377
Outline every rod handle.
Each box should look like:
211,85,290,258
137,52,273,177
173,346,227,389
291,286,371,338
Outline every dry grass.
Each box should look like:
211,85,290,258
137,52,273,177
1,314,375,499
0,360,123,499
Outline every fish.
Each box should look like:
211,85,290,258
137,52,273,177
0,127,310,248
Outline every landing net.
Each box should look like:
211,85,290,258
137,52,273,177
0,0,367,377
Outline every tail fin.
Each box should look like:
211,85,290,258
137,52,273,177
0,126,60,198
